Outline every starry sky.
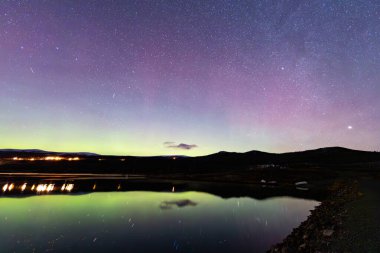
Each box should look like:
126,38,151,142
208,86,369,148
1,0,379,156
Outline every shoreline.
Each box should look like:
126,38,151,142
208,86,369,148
267,180,360,253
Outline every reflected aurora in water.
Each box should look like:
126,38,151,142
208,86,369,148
0,191,318,252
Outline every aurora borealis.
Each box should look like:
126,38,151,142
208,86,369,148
1,1,379,155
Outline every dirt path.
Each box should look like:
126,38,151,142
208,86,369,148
332,178,380,252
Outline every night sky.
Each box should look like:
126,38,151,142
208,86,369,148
1,1,379,156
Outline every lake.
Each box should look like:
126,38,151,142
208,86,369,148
0,181,319,253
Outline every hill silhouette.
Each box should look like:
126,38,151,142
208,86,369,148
0,147,379,174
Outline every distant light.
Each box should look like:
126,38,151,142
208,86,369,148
348,125,353,130
8,183,14,191
45,156,63,161
2,184,8,192
31,185,36,191
61,184,66,191
93,184,96,190
13,157,18,160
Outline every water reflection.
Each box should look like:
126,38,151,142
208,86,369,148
2,182,74,193
0,190,318,253
0,177,326,201
159,199,197,210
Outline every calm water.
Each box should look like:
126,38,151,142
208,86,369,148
0,190,318,253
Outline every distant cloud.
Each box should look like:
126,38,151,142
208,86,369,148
164,142,198,150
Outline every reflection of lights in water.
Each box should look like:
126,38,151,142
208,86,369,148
36,184,47,192
65,184,74,192
37,184,54,192
60,184,75,192
1,182,73,194
62,183,75,192
93,184,96,190
29,158,35,161
36,184,55,193
13,157,18,160
47,184,55,191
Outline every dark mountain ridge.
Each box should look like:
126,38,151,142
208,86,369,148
1,147,379,174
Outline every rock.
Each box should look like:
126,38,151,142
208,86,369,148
322,229,334,237
298,243,306,250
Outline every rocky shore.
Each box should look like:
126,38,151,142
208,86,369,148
268,180,360,253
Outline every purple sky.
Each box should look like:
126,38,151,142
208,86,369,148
1,1,380,155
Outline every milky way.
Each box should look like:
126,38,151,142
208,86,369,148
1,1,379,155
